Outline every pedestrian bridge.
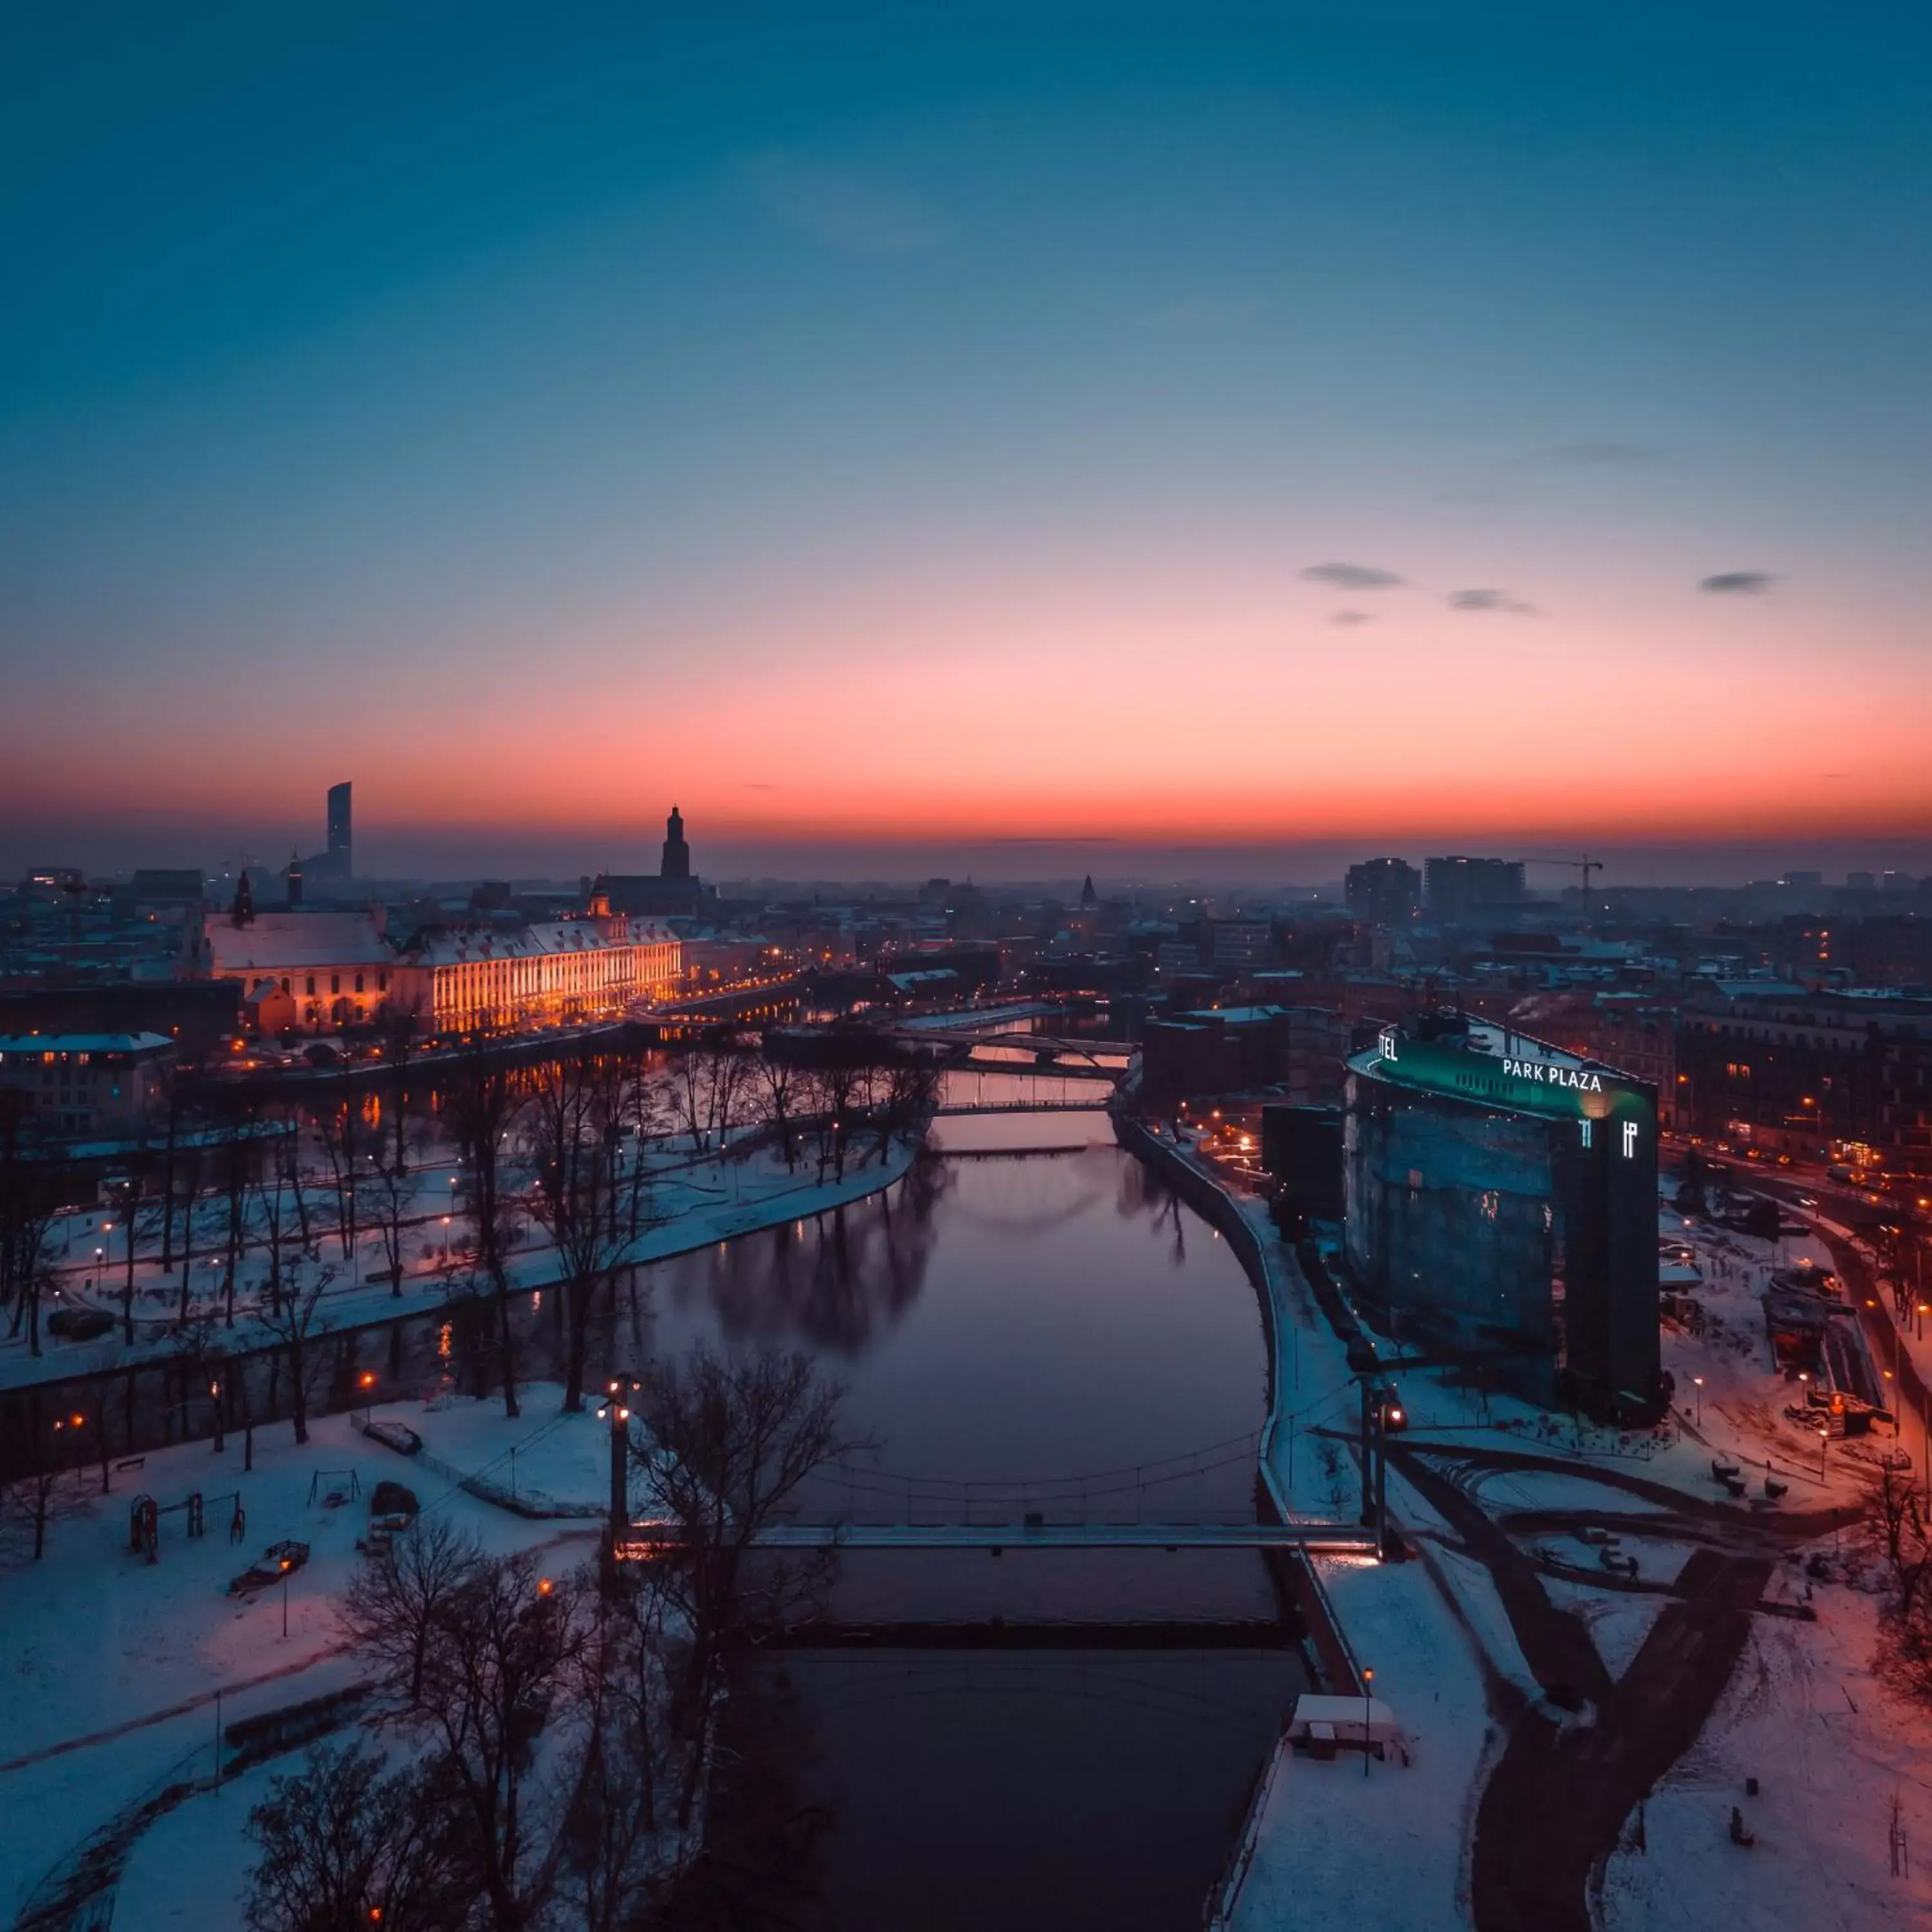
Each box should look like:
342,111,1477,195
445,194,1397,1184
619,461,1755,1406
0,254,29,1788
624,1519,1377,1555
933,1097,1112,1116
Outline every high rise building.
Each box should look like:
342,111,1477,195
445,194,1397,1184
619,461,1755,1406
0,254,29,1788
1345,857,1421,929
1344,1014,1661,1419
1424,855,1524,924
327,782,352,878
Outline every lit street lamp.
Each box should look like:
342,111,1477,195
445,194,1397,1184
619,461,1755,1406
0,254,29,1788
1362,1665,1376,1778
1691,1376,1704,1428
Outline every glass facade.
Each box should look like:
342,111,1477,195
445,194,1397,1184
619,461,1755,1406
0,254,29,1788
1344,1027,1662,1420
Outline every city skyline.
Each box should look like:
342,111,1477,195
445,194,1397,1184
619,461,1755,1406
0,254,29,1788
6,6,1930,868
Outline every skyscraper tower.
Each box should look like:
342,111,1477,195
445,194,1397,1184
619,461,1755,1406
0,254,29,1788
327,781,353,878
661,805,691,881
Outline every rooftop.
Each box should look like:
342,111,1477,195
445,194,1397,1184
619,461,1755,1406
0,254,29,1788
0,1032,175,1056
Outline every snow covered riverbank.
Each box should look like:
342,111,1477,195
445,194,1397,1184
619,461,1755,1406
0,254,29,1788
2,1129,925,1399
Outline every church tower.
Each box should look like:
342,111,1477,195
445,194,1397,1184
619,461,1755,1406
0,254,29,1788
661,805,692,881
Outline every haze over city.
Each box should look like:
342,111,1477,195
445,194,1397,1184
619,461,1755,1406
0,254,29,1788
6,11,1932,1932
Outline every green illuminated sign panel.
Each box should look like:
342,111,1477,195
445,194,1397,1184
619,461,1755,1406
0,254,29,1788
1367,1028,1652,1126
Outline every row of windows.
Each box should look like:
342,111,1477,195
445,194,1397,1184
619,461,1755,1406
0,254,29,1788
285,970,388,997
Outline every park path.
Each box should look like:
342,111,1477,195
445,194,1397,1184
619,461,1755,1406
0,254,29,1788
1379,1440,1802,1931
1470,1548,1771,1932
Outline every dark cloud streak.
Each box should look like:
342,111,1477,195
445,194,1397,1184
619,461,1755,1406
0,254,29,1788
1302,562,1401,590
1450,588,1535,614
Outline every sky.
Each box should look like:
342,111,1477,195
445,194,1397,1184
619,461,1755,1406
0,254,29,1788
3,3,1929,882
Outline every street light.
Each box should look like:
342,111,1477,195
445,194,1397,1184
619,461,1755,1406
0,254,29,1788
1362,1665,1375,1778
1819,1428,1830,1482
1692,1376,1704,1428
357,1370,377,1425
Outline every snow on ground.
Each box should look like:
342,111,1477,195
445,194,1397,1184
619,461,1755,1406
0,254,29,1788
1598,1575,1932,1930
3,1131,920,1396
1157,1128,1932,1932
115,1744,290,1932
1226,1539,1504,1932
0,1387,607,1926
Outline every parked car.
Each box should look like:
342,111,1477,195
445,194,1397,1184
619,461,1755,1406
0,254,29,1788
46,1306,115,1340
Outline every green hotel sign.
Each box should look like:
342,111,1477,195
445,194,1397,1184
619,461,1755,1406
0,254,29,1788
1367,1028,1652,1126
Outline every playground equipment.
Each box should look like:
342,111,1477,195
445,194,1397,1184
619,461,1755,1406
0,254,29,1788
308,1468,361,1508
128,1489,246,1562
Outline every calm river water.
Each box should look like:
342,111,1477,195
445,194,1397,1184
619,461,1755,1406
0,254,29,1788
627,1095,1307,1931
61,1077,1304,1928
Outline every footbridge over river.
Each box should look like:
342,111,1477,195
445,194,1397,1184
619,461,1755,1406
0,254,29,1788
620,1426,1379,1560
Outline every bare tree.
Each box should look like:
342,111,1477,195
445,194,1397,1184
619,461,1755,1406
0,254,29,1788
380,992,429,1176
632,1344,862,1825
105,1169,143,1345
316,1096,365,1266
2,1400,89,1561
867,1059,942,1165
172,1143,205,1326
344,1517,486,1707
256,1265,339,1446
209,1086,265,1327
153,1071,192,1275
1868,1458,1932,1618
669,1045,711,1155
556,1561,687,1931
245,1742,468,1932
444,1031,524,1419
753,1040,803,1173
170,1311,232,1454
622,1066,672,1238
369,1135,420,1298
810,1058,867,1182
1,1124,68,1359
522,1053,625,1412
410,1551,595,1929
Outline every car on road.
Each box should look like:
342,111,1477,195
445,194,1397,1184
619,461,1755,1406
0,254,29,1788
1796,1195,1818,1209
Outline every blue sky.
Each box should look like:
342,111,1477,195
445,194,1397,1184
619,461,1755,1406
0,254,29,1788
3,5,1928,879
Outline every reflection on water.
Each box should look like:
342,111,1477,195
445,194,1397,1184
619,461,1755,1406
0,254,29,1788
639,1110,1303,1931
115,1092,1301,1928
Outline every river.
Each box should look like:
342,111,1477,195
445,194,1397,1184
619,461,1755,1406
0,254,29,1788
28,1070,1307,1927
627,1090,1309,1931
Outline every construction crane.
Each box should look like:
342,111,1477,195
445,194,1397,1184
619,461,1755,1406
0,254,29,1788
1524,856,1604,896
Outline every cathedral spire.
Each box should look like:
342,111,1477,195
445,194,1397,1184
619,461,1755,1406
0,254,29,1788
661,804,691,881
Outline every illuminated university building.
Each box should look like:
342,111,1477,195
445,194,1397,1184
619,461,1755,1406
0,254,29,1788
208,907,679,1035
1343,1014,1661,1420
399,917,680,1033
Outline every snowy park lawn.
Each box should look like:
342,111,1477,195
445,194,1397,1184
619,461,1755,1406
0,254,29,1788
0,1387,609,1925
1598,1574,1932,1929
